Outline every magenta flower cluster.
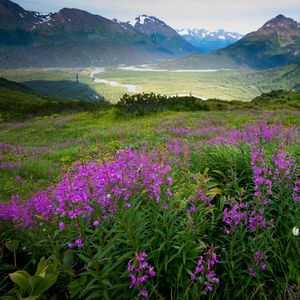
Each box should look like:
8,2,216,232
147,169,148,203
128,252,155,298
249,251,268,278
0,149,173,234
293,178,300,202
191,245,220,292
157,118,299,147
187,190,213,214
223,202,248,234
223,201,267,233
223,137,298,234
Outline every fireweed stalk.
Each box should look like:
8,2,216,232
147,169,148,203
249,251,268,278
191,245,220,293
223,141,297,234
128,252,155,298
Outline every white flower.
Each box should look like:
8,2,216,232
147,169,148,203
292,227,299,236
107,194,111,199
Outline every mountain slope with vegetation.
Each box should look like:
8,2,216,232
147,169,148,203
0,0,199,68
0,78,108,120
160,15,300,70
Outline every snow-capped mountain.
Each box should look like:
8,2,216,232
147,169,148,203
165,15,300,70
0,1,201,68
126,14,182,37
176,28,243,52
117,14,200,54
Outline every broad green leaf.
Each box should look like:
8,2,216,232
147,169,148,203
32,274,58,296
63,250,75,269
35,257,48,277
28,275,43,293
9,270,31,293
5,240,20,253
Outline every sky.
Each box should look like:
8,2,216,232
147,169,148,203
13,0,300,34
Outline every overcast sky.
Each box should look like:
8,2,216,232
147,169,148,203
13,0,300,34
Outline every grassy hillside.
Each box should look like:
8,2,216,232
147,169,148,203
0,78,109,121
0,107,298,201
0,107,299,299
0,68,104,100
251,89,300,109
0,73,299,300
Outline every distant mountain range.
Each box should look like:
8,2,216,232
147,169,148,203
161,15,300,69
0,0,199,68
1,0,299,70
176,28,243,52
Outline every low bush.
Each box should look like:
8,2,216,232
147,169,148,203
115,93,209,117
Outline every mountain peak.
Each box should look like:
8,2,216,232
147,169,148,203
127,14,179,37
260,14,300,31
129,14,165,27
274,14,287,20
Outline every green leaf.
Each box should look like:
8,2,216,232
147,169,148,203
218,195,226,211
32,274,57,296
79,274,88,286
5,240,20,253
28,276,43,294
35,257,49,277
22,297,39,300
101,279,112,288
212,170,226,178
207,187,223,196
9,270,31,293
164,255,168,272
78,253,92,265
0,263,16,271
63,250,75,269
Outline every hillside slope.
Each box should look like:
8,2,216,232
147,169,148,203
0,1,199,68
160,15,300,70
0,78,105,120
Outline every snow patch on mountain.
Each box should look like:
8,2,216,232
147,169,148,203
177,28,243,41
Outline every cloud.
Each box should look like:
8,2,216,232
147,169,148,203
13,0,300,33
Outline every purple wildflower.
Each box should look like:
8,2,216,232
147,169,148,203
128,252,155,298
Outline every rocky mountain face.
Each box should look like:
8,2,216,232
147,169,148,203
119,15,199,54
226,14,300,68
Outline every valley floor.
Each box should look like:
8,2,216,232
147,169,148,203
1,64,299,102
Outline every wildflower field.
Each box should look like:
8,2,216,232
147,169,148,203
0,109,299,299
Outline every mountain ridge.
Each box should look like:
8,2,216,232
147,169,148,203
0,1,200,68
176,28,243,52
160,14,300,69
